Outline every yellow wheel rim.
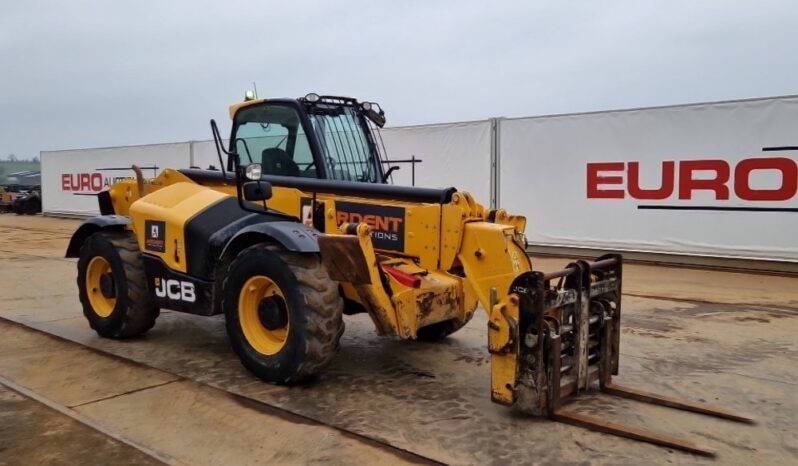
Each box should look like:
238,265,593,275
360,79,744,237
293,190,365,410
238,275,289,355
86,256,116,318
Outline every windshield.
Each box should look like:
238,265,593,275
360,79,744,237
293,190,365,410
307,105,381,183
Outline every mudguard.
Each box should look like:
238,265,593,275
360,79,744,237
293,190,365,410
220,221,321,259
65,215,131,258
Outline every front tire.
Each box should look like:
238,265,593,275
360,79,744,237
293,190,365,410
223,244,344,384
77,231,159,338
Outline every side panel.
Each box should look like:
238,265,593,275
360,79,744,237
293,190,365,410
183,197,261,278
129,182,232,273
269,186,444,268
130,182,310,281
188,180,489,272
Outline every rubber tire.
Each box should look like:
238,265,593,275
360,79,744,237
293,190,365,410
416,315,473,342
77,231,160,338
23,198,40,215
223,244,344,384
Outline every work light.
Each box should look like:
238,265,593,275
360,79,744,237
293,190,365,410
245,163,262,180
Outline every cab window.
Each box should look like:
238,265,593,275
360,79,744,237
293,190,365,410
233,104,316,178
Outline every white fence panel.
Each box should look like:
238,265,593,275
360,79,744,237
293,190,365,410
499,96,798,261
378,121,492,203
41,143,191,216
190,140,229,170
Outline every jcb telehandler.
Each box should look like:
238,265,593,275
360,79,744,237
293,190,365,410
67,93,751,456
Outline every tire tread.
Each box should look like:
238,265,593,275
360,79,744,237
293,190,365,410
77,231,159,338
222,244,344,383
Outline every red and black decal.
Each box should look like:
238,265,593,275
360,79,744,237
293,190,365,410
144,220,166,253
335,201,405,251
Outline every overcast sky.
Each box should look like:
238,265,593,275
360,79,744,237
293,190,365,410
1,0,797,159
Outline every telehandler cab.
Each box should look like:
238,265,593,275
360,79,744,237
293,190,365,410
67,93,751,456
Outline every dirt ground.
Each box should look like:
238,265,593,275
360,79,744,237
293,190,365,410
0,384,163,466
0,215,796,465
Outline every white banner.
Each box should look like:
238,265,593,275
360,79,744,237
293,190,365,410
190,140,229,170
499,96,798,261
41,143,191,216
39,97,798,262
378,120,492,202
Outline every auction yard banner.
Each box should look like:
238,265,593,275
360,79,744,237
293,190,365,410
41,143,190,216
499,96,798,261
190,140,228,170
378,120,492,202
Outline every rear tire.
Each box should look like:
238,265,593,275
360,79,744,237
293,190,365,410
23,198,40,215
223,244,344,384
77,231,159,338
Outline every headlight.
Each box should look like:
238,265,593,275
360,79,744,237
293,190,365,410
304,93,320,103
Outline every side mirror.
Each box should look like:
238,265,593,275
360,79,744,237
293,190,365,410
243,181,272,201
361,102,386,127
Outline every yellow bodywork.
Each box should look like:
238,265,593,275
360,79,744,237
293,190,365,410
125,180,229,273
109,162,531,406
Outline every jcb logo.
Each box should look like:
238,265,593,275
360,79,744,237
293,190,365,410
154,277,196,302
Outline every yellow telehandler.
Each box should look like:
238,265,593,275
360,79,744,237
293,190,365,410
66,93,751,456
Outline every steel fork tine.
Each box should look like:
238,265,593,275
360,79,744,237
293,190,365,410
601,382,755,424
552,408,717,457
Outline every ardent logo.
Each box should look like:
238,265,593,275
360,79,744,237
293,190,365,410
335,201,406,251
335,211,403,235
